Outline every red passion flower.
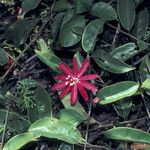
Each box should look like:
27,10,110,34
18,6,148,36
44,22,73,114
52,57,99,105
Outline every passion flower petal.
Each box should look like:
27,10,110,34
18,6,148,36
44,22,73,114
80,74,99,81
77,59,89,77
73,57,78,76
70,85,78,106
52,82,66,91
77,84,88,101
55,75,67,80
60,86,70,98
59,64,73,76
79,81,98,92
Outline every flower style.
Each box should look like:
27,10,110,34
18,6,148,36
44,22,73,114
52,57,99,105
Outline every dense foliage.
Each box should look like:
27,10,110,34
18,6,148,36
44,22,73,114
0,0,150,149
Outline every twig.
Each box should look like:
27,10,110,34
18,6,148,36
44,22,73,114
107,23,150,47
84,100,92,150
0,105,10,150
111,23,120,50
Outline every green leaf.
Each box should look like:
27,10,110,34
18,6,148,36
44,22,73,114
103,127,150,144
5,18,38,47
0,125,3,133
58,109,85,126
82,19,104,53
58,143,74,150
134,0,144,5
97,81,139,104
117,0,135,31
29,117,84,144
132,8,149,39
92,50,135,74
113,99,132,119
74,51,84,68
139,56,150,82
53,0,72,12
35,39,63,73
2,132,39,150
141,78,150,90
75,0,93,14
22,0,42,17
91,2,117,21
0,109,30,136
28,86,52,123
111,43,137,61
59,15,86,47
0,47,9,66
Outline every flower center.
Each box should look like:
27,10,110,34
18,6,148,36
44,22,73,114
65,75,78,86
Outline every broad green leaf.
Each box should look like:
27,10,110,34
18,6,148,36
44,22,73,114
35,39,63,73
0,125,3,133
111,43,137,61
139,56,150,82
141,78,150,90
5,18,38,47
103,127,150,144
0,109,30,136
28,86,52,123
0,47,9,66
92,50,135,74
59,15,86,47
117,0,135,31
97,81,139,104
113,99,132,119
74,51,84,67
53,0,72,12
91,2,117,21
75,0,93,14
29,117,84,144
22,0,41,17
58,109,85,126
132,8,149,39
2,133,39,150
82,19,104,53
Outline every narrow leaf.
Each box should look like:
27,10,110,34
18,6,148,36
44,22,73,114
97,81,139,104
82,19,104,53
103,127,150,144
92,50,135,74
117,0,135,31
0,47,9,66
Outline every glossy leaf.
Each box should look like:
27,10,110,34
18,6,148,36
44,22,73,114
59,15,86,47
112,43,137,61
82,19,104,53
103,127,150,144
22,0,41,16
91,2,117,21
0,47,9,66
97,81,139,104
29,117,84,144
117,0,135,31
132,8,149,39
141,78,150,90
92,50,135,74
35,39,63,73
28,86,52,123
5,18,38,47
58,109,85,126
139,56,150,82
2,133,39,150
53,0,72,12
0,125,3,133
75,0,93,14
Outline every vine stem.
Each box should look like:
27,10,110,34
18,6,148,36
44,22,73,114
0,105,10,150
